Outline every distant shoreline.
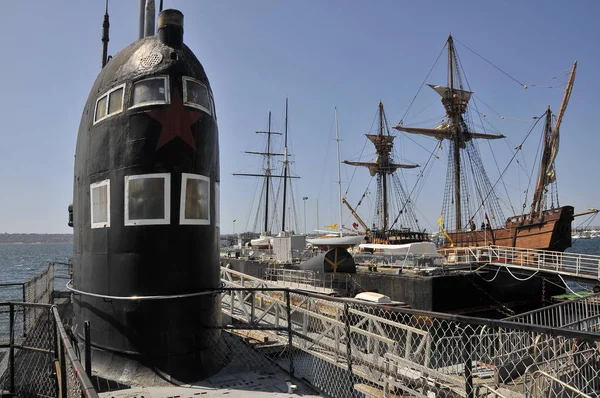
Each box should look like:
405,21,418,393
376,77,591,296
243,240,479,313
0,234,73,244
0,242,73,245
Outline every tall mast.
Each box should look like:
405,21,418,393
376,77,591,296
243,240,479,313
394,35,505,231
344,102,419,233
530,108,553,219
448,36,462,230
529,61,577,219
264,112,272,233
233,113,290,234
335,107,344,237
281,98,289,232
379,103,389,231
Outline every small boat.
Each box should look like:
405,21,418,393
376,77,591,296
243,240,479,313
250,234,273,248
307,233,365,248
358,241,438,255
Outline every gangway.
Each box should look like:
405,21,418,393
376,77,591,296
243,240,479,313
440,245,600,283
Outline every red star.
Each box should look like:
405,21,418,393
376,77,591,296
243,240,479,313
147,88,202,150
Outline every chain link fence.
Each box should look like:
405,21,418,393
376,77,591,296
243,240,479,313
1,262,599,397
0,302,98,398
221,266,600,398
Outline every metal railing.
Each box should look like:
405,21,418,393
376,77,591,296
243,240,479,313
506,292,600,332
2,261,600,398
221,266,600,398
0,302,98,398
440,245,600,281
52,307,98,398
264,268,351,293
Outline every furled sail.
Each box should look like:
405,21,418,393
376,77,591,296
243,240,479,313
428,84,473,103
394,124,505,141
545,61,577,184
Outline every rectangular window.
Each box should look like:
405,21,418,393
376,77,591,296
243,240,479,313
90,179,110,228
130,76,170,109
94,84,125,124
95,96,107,122
108,87,124,114
125,173,171,226
183,77,211,115
180,173,210,225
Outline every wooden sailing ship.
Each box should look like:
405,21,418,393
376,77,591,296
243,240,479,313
395,35,578,252
343,102,429,245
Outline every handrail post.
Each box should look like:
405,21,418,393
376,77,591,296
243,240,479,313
60,336,67,398
250,291,255,324
464,332,473,398
9,303,15,395
22,283,27,336
285,290,294,377
344,302,353,376
85,321,92,379
52,308,59,396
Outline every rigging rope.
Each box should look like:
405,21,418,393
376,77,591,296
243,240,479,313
522,111,546,212
454,37,526,88
345,108,379,197
470,112,545,222
399,42,447,124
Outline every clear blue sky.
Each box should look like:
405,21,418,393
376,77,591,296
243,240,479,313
1,0,598,234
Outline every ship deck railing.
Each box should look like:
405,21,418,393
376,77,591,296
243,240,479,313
439,245,600,282
2,262,600,398
352,252,444,269
264,268,350,294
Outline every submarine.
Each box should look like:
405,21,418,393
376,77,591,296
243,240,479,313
70,1,223,382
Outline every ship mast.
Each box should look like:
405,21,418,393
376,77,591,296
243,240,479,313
335,108,344,237
281,98,289,232
448,37,462,230
529,61,577,219
264,113,274,232
233,112,287,234
394,35,504,231
343,102,419,234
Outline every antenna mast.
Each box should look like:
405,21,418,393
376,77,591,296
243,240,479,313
281,98,289,232
144,0,156,37
101,0,110,68
335,108,343,237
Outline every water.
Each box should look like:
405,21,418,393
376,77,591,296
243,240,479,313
0,243,72,284
567,238,600,255
0,239,598,285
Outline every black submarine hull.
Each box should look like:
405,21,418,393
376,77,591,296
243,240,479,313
71,10,223,381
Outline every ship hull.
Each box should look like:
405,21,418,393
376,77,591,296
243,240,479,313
444,206,574,252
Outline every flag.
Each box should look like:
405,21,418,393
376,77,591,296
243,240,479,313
437,215,453,247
